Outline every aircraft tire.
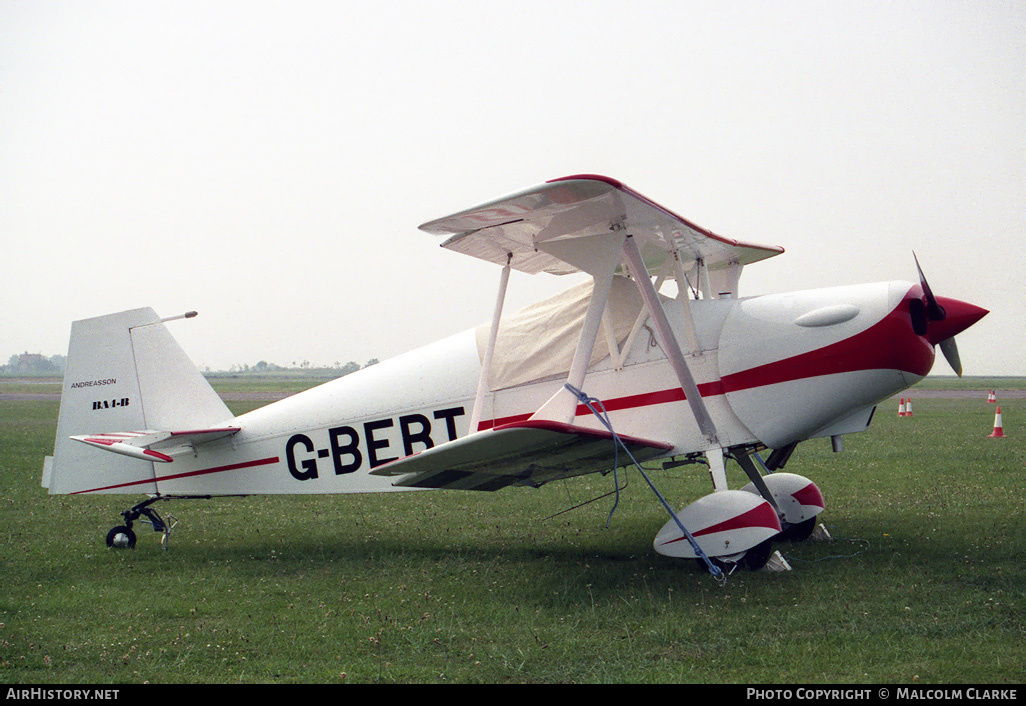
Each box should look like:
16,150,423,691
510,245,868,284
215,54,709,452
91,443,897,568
694,538,775,574
738,538,774,570
779,517,817,542
106,525,136,549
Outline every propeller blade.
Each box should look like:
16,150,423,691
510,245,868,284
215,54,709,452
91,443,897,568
910,253,987,377
939,338,963,377
913,251,946,321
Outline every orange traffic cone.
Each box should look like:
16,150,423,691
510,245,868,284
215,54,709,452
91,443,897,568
987,390,997,403
988,407,1005,438
898,398,906,416
905,398,913,417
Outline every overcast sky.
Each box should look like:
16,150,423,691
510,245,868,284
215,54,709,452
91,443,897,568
2,1,1023,376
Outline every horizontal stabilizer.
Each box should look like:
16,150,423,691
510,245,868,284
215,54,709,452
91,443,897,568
71,427,241,464
370,419,672,491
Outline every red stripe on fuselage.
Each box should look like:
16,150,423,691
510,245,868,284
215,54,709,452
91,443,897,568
477,383,725,430
478,289,931,431
71,457,280,495
719,293,932,394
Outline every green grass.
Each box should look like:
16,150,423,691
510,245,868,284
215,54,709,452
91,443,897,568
1,392,1022,683
913,376,1026,392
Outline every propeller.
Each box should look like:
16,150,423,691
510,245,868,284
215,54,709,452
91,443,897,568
911,252,988,377
939,338,962,377
913,251,946,322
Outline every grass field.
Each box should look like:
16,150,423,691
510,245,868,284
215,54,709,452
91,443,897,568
1,380,1023,684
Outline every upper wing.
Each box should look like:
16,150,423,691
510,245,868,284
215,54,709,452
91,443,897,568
420,174,783,276
369,419,672,491
71,427,241,463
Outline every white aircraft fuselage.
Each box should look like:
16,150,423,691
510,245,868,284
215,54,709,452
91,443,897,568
126,278,974,497
43,175,988,568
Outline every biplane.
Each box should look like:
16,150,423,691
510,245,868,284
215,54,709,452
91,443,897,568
42,175,987,575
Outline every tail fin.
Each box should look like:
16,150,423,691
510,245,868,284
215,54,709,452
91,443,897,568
44,308,233,494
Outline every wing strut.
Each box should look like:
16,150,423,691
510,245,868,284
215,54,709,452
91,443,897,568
468,253,512,432
671,253,703,352
529,232,626,424
622,234,720,447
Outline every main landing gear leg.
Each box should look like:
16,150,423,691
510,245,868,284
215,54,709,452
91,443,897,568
106,496,177,550
734,451,782,517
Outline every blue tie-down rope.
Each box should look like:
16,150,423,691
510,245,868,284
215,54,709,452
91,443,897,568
563,383,724,582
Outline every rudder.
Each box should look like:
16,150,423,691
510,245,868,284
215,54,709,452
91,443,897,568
45,308,233,494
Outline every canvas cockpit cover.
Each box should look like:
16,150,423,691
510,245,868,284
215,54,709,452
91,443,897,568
476,274,654,391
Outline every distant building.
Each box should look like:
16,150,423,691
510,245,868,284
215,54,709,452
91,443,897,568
2,352,65,376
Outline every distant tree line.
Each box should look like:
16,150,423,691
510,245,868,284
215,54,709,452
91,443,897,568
211,358,380,377
1,352,378,378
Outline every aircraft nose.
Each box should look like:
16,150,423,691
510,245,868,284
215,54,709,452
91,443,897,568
926,296,989,345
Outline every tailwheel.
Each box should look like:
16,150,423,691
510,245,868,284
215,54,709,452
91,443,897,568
106,496,176,549
106,525,136,549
